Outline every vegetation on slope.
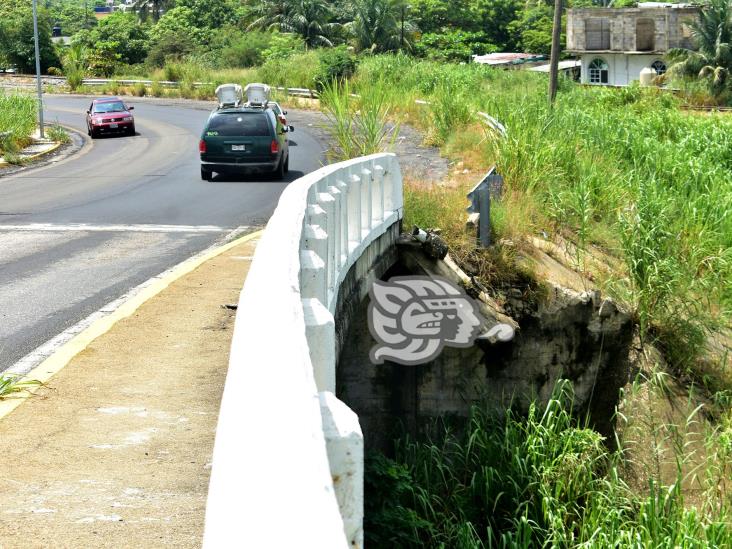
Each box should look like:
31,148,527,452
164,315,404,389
0,92,37,156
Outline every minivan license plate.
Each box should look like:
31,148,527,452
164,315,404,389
232,144,245,151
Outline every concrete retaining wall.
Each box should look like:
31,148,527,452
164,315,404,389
203,153,403,548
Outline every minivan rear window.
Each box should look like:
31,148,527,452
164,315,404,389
206,113,271,136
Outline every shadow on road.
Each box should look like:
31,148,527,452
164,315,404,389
207,170,305,183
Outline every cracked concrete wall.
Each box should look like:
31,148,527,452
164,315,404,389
337,260,633,452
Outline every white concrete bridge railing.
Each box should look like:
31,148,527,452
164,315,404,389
204,153,403,548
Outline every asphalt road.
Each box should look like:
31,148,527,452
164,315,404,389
0,95,326,371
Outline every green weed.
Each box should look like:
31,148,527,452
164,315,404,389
0,374,41,399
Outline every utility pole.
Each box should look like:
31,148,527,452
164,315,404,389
31,0,45,138
548,0,563,108
400,4,405,50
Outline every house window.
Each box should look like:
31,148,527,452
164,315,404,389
651,60,667,75
586,18,610,50
636,18,655,51
589,58,609,84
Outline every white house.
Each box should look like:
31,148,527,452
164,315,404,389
566,3,700,86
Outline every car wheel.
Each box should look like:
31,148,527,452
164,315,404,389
201,166,213,181
128,125,135,136
90,127,98,139
284,154,289,173
274,157,285,180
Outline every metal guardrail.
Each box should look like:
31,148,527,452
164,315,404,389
467,166,503,248
4,74,320,97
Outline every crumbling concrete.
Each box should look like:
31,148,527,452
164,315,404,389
337,242,633,451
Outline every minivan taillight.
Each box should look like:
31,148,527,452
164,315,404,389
270,139,279,154
199,139,206,154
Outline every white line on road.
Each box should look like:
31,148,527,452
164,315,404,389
5,225,254,377
0,223,231,233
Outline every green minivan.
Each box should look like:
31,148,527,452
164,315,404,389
198,106,294,181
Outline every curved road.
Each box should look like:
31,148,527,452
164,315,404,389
0,95,325,371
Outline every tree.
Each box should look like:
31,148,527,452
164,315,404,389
414,29,497,61
0,6,59,72
470,0,521,51
668,0,732,93
409,0,472,34
176,0,241,30
247,0,341,47
73,12,149,65
347,0,415,53
507,0,560,55
133,0,169,22
148,6,207,45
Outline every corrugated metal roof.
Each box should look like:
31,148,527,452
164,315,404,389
472,53,548,66
529,60,582,73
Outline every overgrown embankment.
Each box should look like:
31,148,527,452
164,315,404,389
365,382,732,547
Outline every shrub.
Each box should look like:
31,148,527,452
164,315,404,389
163,62,184,82
146,33,196,68
46,123,70,143
150,80,164,97
314,46,357,90
133,82,146,97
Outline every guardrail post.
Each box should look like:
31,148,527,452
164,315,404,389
317,191,337,306
320,392,363,549
300,249,327,305
327,183,343,277
302,299,336,392
335,178,349,268
360,168,373,238
467,167,500,248
372,163,385,226
347,171,361,252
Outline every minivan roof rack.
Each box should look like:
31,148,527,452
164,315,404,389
215,84,243,109
243,83,271,107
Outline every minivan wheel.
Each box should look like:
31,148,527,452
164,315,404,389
274,157,285,180
201,166,213,181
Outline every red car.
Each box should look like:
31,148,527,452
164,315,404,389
86,97,135,138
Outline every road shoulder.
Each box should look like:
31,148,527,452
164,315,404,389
0,234,258,548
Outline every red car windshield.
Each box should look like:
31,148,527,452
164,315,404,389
93,101,127,114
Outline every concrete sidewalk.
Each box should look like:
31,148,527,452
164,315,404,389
0,233,259,548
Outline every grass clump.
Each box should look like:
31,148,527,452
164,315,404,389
46,123,70,144
0,374,41,399
366,382,732,548
319,79,399,161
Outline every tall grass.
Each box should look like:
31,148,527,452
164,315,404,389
0,92,36,155
347,55,732,383
366,382,732,548
319,79,399,161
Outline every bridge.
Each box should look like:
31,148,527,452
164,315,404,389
204,153,404,547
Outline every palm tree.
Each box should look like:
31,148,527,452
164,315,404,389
247,0,341,48
347,0,415,53
668,0,732,92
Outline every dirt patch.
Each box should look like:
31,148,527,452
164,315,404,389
0,236,258,548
